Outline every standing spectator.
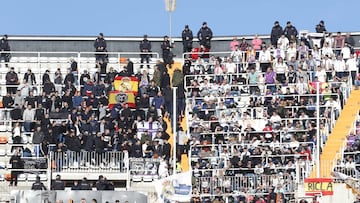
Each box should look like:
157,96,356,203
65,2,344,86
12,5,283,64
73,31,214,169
23,69,36,86
345,32,355,53
31,176,47,190
229,36,239,51
54,68,63,94
161,35,174,68
51,174,65,190
139,34,152,69
42,70,50,85
5,67,18,95
270,21,283,47
283,21,298,40
0,34,10,66
94,33,107,62
2,92,14,122
252,34,262,58
23,104,35,132
197,22,213,49
9,149,23,187
334,32,345,56
182,25,193,53
315,20,327,33
33,126,44,157
70,58,78,85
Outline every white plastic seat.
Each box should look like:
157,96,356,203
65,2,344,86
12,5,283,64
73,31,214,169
0,161,5,169
39,174,47,181
27,174,37,181
0,149,5,156
18,174,26,181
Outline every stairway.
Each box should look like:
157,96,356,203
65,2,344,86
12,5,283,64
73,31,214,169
164,60,190,172
311,89,360,178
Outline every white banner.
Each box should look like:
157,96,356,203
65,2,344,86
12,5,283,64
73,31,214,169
155,171,192,202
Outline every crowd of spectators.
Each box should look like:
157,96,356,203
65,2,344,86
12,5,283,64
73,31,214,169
0,20,359,202
2,32,190,179
186,21,356,202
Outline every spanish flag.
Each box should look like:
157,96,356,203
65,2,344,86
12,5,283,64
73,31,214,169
109,76,138,108
113,76,139,93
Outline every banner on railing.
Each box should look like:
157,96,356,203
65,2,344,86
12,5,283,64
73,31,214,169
108,76,138,108
129,158,160,175
155,171,192,202
10,190,147,203
304,178,334,196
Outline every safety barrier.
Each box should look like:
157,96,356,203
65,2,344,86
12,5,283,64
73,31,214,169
50,151,126,173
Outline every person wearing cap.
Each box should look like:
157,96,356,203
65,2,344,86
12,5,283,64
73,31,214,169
161,35,174,68
197,21,213,49
316,20,326,33
0,34,10,66
182,24,193,53
270,21,283,47
94,32,107,62
139,34,152,69
283,21,298,40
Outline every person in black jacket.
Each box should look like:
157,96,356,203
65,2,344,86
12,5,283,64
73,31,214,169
94,33,107,62
161,35,174,68
315,20,327,33
197,22,213,49
79,177,91,190
270,21,283,47
51,174,65,190
5,67,18,95
139,34,152,69
10,104,22,121
31,176,47,190
9,149,23,186
284,21,298,40
182,25,193,53
0,35,10,66
2,92,14,123
95,175,106,190
23,69,36,86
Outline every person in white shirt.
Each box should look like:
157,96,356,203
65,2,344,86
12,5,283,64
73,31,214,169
321,54,334,81
17,79,31,98
321,42,334,58
346,53,358,85
270,111,282,127
230,45,243,72
258,46,271,72
224,58,236,82
324,33,334,48
22,104,35,132
325,97,340,119
286,42,297,61
277,34,289,51
333,55,346,79
341,43,351,61
315,66,327,82
273,57,288,83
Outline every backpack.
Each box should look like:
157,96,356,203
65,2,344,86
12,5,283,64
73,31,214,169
172,69,183,87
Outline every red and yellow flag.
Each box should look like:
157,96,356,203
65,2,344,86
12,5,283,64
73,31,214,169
109,76,138,108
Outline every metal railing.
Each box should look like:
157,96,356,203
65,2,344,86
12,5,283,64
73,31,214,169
50,151,126,173
192,174,296,200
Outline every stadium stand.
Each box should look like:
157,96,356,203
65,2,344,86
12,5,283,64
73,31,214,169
0,30,358,202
